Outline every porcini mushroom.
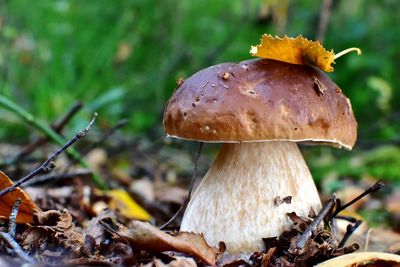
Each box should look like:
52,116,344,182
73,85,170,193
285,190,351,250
163,59,357,253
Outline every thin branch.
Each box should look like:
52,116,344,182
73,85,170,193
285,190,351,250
316,0,333,43
334,215,359,223
159,142,203,230
82,118,128,155
0,113,100,197
332,180,384,218
52,101,84,131
0,96,107,189
294,198,335,253
21,169,92,187
338,220,362,248
0,232,35,264
7,198,21,238
11,101,83,162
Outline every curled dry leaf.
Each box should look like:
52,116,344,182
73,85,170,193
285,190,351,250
0,171,40,223
105,219,218,266
21,209,83,254
250,34,335,72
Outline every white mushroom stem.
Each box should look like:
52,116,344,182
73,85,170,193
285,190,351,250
180,141,322,253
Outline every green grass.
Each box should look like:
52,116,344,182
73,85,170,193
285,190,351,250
1,0,400,182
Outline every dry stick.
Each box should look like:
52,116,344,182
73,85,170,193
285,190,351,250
22,169,92,187
335,215,358,223
0,113,98,197
28,119,128,187
0,232,36,264
331,180,384,218
7,198,21,238
81,118,129,155
159,142,203,230
297,181,385,253
13,101,84,161
0,96,106,189
295,198,336,252
316,0,333,43
338,220,363,248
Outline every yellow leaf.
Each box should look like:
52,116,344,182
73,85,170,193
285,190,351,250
250,34,335,72
108,189,152,221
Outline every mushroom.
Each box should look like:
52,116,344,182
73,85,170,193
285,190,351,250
163,59,357,253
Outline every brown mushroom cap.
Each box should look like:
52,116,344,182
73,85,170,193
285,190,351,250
164,59,357,149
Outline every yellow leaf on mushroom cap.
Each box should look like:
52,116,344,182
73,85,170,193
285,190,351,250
250,34,336,72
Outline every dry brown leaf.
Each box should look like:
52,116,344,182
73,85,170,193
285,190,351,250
250,34,335,72
0,171,40,223
112,220,218,266
22,209,84,253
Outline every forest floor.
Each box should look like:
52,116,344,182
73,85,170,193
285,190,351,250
0,120,399,267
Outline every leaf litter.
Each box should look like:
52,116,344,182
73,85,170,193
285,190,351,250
1,155,399,266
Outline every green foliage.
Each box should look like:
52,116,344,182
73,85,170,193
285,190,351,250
0,0,400,181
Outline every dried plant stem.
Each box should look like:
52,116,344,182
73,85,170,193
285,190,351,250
332,180,384,218
334,47,362,59
13,101,83,161
294,198,335,252
0,96,107,189
159,142,203,230
82,118,128,155
22,169,92,187
0,113,104,197
0,232,35,264
338,220,362,248
317,0,333,42
7,198,21,238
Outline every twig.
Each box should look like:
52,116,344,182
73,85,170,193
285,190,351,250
0,232,36,264
316,0,333,43
82,118,128,155
338,220,362,248
12,101,83,161
334,215,359,223
0,96,107,189
294,198,335,253
332,180,384,218
0,113,99,197
52,101,84,131
7,198,21,238
21,169,92,187
159,142,203,230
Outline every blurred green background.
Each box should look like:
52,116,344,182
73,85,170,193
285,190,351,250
1,0,399,188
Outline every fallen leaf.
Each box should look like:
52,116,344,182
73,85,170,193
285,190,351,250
156,186,187,205
21,209,84,254
107,189,152,221
104,219,218,265
0,171,40,223
250,34,335,72
130,178,155,202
